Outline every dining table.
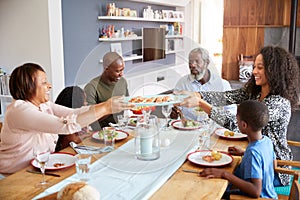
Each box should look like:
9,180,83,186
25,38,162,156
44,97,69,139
0,120,248,200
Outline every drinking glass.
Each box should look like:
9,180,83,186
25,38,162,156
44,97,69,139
117,114,127,130
33,147,51,188
161,105,172,130
198,119,217,150
141,106,152,123
75,154,92,182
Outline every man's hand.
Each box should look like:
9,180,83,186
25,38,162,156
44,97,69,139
199,168,226,179
170,106,181,119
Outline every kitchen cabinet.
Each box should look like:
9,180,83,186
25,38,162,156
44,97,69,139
222,0,300,80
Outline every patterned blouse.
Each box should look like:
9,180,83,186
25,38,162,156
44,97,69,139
201,87,292,186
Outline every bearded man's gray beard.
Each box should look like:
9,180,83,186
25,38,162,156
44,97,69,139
192,70,205,81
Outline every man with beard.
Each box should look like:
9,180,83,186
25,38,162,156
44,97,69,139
171,47,233,120
84,52,129,130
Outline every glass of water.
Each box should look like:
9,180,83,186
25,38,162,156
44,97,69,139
75,154,91,182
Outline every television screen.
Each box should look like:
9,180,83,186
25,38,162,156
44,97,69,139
143,28,166,62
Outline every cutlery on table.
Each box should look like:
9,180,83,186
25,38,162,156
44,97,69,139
26,169,60,177
69,142,113,153
182,169,201,174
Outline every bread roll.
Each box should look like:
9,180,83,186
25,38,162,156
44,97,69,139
57,182,100,200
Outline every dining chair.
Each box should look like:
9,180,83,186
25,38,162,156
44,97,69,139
274,140,300,198
230,140,300,200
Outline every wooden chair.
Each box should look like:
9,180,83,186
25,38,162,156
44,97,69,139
230,140,300,200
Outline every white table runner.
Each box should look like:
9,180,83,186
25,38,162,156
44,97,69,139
33,129,199,200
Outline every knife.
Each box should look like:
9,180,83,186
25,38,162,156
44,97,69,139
182,169,201,174
26,169,60,177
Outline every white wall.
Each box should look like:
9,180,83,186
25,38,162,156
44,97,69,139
0,0,64,100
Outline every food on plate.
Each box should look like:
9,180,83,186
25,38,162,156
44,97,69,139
202,155,214,163
128,118,137,126
98,128,118,140
57,181,100,200
202,151,222,162
211,150,222,160
128,95,172,104
53,162,65,167
224,130,235,137
131,106,155,115
183,120,199,127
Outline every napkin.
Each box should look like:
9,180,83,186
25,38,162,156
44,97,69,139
69,142,113,154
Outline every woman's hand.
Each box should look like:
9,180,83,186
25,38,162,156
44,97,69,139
106,96,134,114
177,95,202,108
228,146,244,156
173,90,201,98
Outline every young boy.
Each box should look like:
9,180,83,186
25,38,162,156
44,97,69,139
200,100,278,199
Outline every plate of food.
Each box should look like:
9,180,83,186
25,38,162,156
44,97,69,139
128,117,138,127
214,128,247,139
187,150,233,167
92,128,129,141
31,152,75,170
124,94,188,107
171,120,201,130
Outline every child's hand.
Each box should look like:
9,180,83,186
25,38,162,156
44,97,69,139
199,168,226,179
228,146,244,156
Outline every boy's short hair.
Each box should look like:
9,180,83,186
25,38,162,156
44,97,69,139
237,100,269,132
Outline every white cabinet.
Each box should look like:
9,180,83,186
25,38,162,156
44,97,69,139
126,64,189,96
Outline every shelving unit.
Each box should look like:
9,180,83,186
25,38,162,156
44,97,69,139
98,16,184,23
99,54,143,63
98,15,184,62
98,36,142,42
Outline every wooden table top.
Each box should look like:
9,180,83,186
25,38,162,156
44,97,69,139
0,130,248,200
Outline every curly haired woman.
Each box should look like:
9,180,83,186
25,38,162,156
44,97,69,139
178,46,300,186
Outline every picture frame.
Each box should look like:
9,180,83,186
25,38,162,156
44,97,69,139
110,43,122,56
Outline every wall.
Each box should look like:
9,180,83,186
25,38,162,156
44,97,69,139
61,0,178,87
0,0,64,100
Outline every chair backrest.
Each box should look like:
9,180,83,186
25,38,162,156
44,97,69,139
289,173,300,200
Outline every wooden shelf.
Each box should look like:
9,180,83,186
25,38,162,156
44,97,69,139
99,55,143,63
166,49,184,54
165,35,184,39
98,36,142,42
98,16,184,23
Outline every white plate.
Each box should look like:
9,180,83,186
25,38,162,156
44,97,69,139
214,128,247,139
92,130,129,141
31,152,75,170
187,150,233,167
171,120,201,130
124,94,188,107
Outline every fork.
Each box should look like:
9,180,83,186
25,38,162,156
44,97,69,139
69,142,113,153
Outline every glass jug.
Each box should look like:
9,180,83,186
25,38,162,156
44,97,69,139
135,115,160,160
